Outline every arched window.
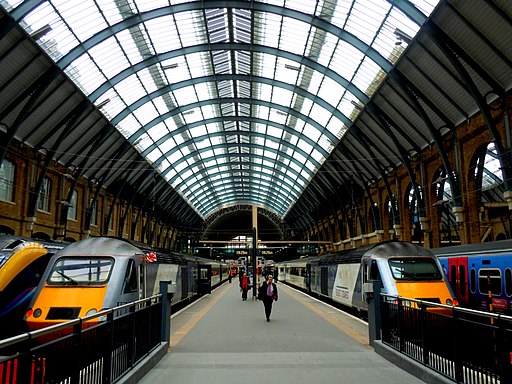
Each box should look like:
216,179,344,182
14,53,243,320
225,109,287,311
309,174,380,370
433,171,459,244
0,159,15,202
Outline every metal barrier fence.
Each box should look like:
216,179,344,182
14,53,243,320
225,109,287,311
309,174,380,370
380,294,512,384
0,295,163,384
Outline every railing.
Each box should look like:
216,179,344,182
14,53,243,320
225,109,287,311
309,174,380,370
0,295,163,384
380,294,512,384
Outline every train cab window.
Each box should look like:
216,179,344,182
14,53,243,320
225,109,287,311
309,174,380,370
478,269,501,296
122,259,138,293
388,258,442,281
48,257,113,285
505,269,512,297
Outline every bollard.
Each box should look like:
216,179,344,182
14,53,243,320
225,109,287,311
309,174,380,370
367,280,383,347
160,281,174,344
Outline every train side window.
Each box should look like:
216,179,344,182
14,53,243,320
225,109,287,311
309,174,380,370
123,259,138,294
478,268,501,296
459,265,466,297
470,269,476,294
506,269,512,296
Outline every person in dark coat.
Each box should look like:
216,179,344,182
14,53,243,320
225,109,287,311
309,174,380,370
258,275,278,322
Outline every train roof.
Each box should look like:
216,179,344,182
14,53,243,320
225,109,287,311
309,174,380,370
0,235,67,252
317,241,433,265
276,256,321,265
54,237,142,257
432,239,512,257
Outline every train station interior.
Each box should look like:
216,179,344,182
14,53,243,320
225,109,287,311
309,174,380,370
1,1,511,255
1,2,512,383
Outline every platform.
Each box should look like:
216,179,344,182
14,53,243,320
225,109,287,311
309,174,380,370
135,280,432,384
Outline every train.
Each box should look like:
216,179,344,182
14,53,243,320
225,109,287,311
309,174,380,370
277,241,457,317
0,235,67,337
432,240,512,315
24,237,229,331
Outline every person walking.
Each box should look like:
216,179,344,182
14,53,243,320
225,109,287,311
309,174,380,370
240,273,250,301
228,269,233,284
258,275,278,322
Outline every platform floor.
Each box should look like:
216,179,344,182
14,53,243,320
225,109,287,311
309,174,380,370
138,280,426,384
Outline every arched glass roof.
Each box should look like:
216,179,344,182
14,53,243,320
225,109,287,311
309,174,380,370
3,0,439,219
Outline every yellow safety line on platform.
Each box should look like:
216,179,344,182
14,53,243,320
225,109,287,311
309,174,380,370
280,284,369,346
170,284,230,348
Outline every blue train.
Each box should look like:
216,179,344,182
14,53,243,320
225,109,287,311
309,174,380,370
433,240,512,314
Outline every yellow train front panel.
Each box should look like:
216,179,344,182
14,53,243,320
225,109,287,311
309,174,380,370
25,285,108,331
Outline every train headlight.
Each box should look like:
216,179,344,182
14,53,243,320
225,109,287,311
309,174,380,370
445,298,453,306
86,309,97,317
33,308,42,318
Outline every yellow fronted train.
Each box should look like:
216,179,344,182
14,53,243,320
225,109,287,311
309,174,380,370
24,237,228,331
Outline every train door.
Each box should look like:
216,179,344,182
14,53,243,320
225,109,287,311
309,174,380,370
199,264,212,295
320,266,328,296
139,263,146,299
446,257,468,306
181,265,189,298
305,263,312,292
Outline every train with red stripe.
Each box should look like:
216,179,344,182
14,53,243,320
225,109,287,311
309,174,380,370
433,240,512,314
24,237,228,331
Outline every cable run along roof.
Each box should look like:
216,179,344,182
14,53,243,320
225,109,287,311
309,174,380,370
3,0,439,220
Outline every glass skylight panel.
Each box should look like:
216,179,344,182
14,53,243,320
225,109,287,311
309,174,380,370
286,0,317,14
64,54,104,95
344,3,381,45
271,87,294,107
145,16,181,53
60,0,107,41
155,139,173,155
132,103,158,126
152,97,169,115
326,119,345,140
196,82,216,102
147,147,163,163
269,109,287,125
317,77,345,108
309,103,330,127
409,0,438,15
172,87,199,108
304,70,324,96
255,12,281,47
114,75,144,106
352,56,381,96
147,122,167,141
174,10,207,45
117,115,141,138
279,18,310,55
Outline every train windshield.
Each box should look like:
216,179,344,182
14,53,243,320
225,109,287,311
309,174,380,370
388,258,442,281
47,257,113,286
